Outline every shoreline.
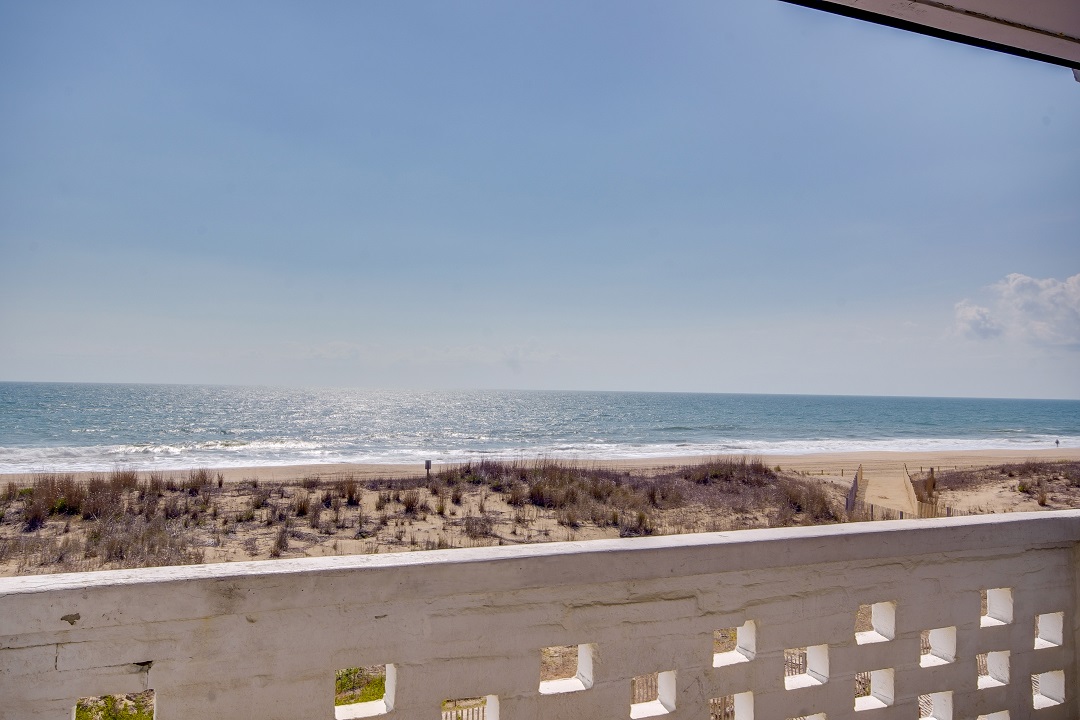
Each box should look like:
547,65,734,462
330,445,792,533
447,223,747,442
3,448,1078,484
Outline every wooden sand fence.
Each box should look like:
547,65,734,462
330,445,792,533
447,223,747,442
846,464,976,520
441,706,486,720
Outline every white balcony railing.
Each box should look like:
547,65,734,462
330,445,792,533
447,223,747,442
1,511,1078,719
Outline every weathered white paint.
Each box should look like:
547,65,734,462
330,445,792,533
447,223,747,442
1,511,1079,720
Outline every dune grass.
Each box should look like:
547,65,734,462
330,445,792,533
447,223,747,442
1,457,851,576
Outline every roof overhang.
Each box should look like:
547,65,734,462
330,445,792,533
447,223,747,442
781,0,1080,72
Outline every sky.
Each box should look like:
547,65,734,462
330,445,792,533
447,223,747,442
1,1,1078,399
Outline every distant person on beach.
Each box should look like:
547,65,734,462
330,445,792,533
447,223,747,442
1056,439,1060,447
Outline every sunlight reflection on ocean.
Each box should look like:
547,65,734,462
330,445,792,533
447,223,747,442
1,383,1076,473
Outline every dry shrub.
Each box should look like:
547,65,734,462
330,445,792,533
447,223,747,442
162,497,183,520
109,469,139,491
147,472,165,494
681,456,774,486
464,514,493,538
643,479,682,507
528,474,581,509
31,474,85,517
83,515,203,568
505,483,528,506
83,476,122,520
13,535,85,573
270,527,288,557
184,469,214,495
556,508,580,528
1016,460,1045,477
339,476,360,506
618,510,653,537
401,490,424,515
251,487,271,510
777,478,841,525
23,496,48,532
1062,462,1080,487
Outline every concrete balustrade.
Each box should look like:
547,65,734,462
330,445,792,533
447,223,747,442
1,511,1078,720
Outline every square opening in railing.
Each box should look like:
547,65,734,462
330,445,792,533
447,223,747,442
709,691,752,720
919,627,956,667
980,588,1013,627
975,713,1009,720
1035,612,1063,649
918,691,952,720
855,601,895,644
976,651,1009,689
1032,670,1065,709
539,644,594,694
335,664,394,719
854,668,894,711
714,620,756,667
442,695,498,720
75,691,155,720
784,645,828,690
629,670,675,718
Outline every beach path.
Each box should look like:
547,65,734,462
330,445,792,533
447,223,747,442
854,464,919,515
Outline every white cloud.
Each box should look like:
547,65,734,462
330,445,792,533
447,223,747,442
956,273,1080,348
955,299,1002,339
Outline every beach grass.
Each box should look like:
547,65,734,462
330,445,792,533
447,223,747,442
4,457,1080,577
0,456,851,576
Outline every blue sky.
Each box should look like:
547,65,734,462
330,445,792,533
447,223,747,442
1,0,1078,398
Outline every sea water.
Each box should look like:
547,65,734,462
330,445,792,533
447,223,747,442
0,382,1076,473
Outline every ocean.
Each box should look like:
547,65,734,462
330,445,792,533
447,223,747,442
0,382,1076,473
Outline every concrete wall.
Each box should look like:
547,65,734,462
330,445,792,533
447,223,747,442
2,511,1079,720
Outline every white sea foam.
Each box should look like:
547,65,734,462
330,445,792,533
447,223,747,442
2,385,1076,474
0,435,1074,474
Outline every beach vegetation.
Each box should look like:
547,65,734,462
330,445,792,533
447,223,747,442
401,489,424,515
340,476,360,505
75,691,154,720
109,469,140,491
183,468,214,495
5,457,1079,578
270,526,288,557
251,487,271,510
464,513,494,538
335,667,386,706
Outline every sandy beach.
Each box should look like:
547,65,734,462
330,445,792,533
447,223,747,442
5,447,1077,485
